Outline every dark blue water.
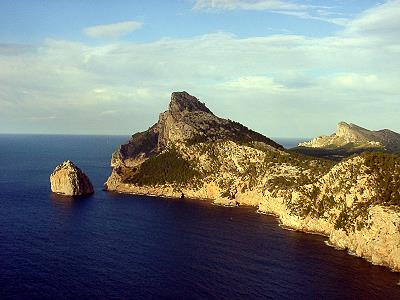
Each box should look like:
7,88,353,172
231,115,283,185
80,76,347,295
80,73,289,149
0,135,399,299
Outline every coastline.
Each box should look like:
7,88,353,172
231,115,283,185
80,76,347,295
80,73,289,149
105,180,400,273
102,92,400,275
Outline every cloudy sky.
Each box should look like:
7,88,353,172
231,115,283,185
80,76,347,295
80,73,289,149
0,0,399,137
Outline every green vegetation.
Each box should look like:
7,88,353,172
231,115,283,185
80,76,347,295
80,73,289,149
186,118,282,149
291,145,387,161
362,152,400,206
119,139,399,235
334,208,352,232
194,139,335,194
265,150,334,173
121,146,199,186
285,186,371,233
263,151,335,190
333,202,371,234
285,186,334,219
286,152,400,233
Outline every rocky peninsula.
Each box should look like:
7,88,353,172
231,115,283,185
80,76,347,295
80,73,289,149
299,121,400,152
105,91,400,271
50,160,94,196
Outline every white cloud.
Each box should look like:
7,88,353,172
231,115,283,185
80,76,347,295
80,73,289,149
223,76,285,93
193,0,304,11
99,110,119,116
193,0,348,25
30,116,56,121
330,73,378,89
0,43,36,55
275,10,349,26
1,2,400,135
344,0,400,41
83,21,143,38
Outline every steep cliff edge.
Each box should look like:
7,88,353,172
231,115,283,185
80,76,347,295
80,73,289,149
105,92,400,271
111,91,282,168
258,153,400,270
299,121,400,152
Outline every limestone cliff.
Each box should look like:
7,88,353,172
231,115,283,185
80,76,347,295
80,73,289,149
105,92,400,272
50,160,94,196
299,121,400,152
111,91,282,168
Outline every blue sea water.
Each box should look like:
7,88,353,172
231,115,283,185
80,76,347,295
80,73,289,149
0,135,399,299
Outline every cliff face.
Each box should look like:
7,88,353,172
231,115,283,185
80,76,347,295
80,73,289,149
299,121,400,152
112,91,282,168
50,160,94,196
105,92,400,271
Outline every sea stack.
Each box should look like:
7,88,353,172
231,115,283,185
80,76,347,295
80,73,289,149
50,160,94,196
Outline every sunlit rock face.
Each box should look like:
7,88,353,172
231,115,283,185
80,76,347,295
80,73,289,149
110,91,282,168
50,160,94,196
299,121,400,151
104,91,400,272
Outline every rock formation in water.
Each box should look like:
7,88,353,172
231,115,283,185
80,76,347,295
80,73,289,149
298,121,400,152
50,160,94,196
105,91,400,272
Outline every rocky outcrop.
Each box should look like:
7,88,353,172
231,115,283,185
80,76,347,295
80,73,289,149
50,160,94,196
105,91,400,272
299,121,400,152
111,91,282,168
260,153,400,270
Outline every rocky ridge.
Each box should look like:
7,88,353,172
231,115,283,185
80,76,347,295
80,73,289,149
299,121,400,152
111,91,282,169
50,160,94,196
105,92,400,271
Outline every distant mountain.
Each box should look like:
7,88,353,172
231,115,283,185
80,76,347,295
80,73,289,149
104,92,400,272
298,121,400,152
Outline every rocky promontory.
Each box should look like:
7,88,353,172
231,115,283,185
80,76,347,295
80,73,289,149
298,121,400,152
50,160,94,196
105,91,400,272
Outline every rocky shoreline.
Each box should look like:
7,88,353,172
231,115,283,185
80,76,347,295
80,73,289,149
104,92,400,273
105,179,400,272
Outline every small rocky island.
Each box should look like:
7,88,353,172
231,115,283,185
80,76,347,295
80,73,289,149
50,160,94,196
105,91,400,271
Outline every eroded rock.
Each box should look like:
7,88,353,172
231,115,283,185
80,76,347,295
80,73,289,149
104,91,400,272
50,160,94,196
299,121,400,151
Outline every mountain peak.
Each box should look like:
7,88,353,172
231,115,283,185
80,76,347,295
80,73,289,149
299,121,400,152
336,121,349,135
336,122,370,139
169,91,212,114
113,91,282,167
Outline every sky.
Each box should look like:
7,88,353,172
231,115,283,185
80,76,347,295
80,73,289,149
0,0,399,137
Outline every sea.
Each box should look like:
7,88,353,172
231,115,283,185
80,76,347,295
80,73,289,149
0,135,399,299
